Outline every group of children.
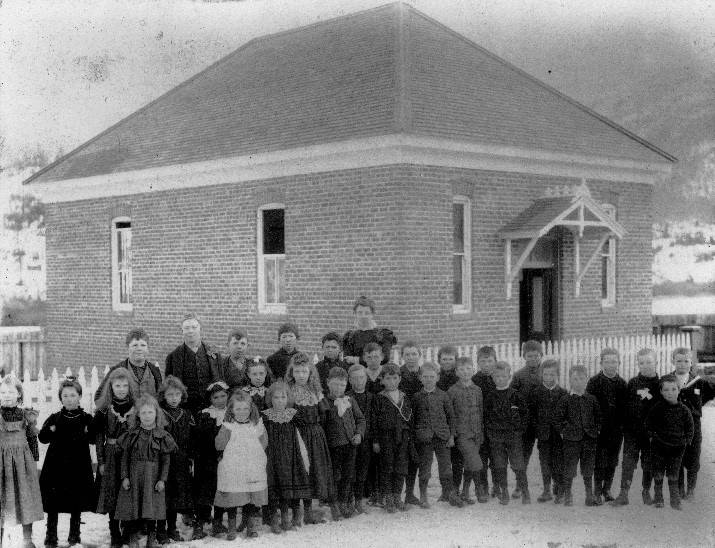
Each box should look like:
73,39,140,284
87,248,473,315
0,325,712,548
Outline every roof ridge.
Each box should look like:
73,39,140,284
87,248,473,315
24,2,403,186
403,5,677,164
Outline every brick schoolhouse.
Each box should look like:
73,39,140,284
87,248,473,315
25,3,674,369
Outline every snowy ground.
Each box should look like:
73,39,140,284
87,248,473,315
653,295,715,316
4,409,714,548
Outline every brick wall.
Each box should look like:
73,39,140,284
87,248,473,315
43,164,653,371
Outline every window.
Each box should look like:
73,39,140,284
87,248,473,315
452,196,471,313
257,205,286,314
111,217,132,311
601,204,616,307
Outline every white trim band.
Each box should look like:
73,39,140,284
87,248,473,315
27,134,672,203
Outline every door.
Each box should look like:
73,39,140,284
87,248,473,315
519,268,558,344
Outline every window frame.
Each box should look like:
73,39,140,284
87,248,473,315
110,216,132,312
452,195,472,314
600,203,617,308
257,203,287,315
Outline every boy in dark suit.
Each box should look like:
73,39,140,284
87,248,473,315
646,375,694,510
315,332,350,393
611,348,661,506
471,346,497,501
586,347,627,504
412,362,462,508
484,361,529,505
347,364,376,514
266,323,299,381
400,341,423,506
556,365,601,507
533,359,567,503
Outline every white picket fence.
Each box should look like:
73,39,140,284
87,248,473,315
4,332,691,428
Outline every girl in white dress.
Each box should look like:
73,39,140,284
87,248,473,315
214,391,268,539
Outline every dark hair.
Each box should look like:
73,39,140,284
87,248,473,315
328,367,348,381
266,380,294,408
58,378,82,400
671,347,691,361
348,364,366,376
125,328,149,346
522,340,543,356
401,341,420,355
225,391,260,424
380,363,401,378
494,361,511,373
477,346,497,361
437,345,458,360
246,357,268,375
206,381,230,400
159,375,188,404
363,342,383,356
352,295,375,314
540,358,560,376
569,365,588,378
321,332,342,346
659,374,679,389
600,347,620,362
278,323,299,340
227,329,248,345
455,356,473,369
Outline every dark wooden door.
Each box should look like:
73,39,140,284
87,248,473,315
519,268,558,344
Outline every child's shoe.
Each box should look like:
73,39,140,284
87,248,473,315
490,485,499,498
642,489,654,505
554,491,563,505
537,487,553,503
237,511,248,532
191,520,207,540
521,488,531,505
291,506,303,528
498,488,510,506
354,498,368,514
437,491,448,502
611,488,629,506
563,489,573,507
476,483,488,503
460,484,476,505
384,494,396,513
247,515,260,538
211,519,226,537
448,490,464,508
668,480,682,510
393,493,408,512
280,510,295,532
226,516,238,541
340,501,355,518
653,480,665,508
405,493,421,506
304,507,326,524
511,486,522,499
418,484,430,509
683,487,695,501
270,515,282,534
43,533,58,548
330,504,343,521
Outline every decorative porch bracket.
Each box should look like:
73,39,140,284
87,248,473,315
573,231,612,297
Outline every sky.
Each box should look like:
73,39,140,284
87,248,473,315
1,0,714,164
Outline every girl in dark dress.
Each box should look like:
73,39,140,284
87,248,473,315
93,367,138,548
342,296,397,366
262,381,312,534
286,353,336,523
38,378,95,547
114,394,177,548
157,376,195,543
192,381,229,539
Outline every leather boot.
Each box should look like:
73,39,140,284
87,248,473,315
642,488,654,505
563,479,573,507
237,509,248,532
602,469,615,502
684,471,697,501
270,514,282,535
280,507,295,531
393,492,408,512
191,520,207,540
537,484,553,503
109,519,123,548
476,479,488,503
611,486,630,506
585,477,597,506
461,474,475,505
354,497,368,514
303,503,325,524
418,480,430,509
496,469,509,505
246,512,260,538
44,514,58,548
227,514,238,540
653,478,664,508
448,488,465,508
553,482,563,505
145,531,158,548
668,479,682,510
517,471,530,504
330,503,343,521
404,473,420,506
155,521,169,545
384,493,396,513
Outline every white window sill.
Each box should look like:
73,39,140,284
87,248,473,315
259,304,287,316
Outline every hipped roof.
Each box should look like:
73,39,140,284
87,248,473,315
26,2,675,185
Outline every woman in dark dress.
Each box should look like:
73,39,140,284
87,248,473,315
39,379,95,548
342,296,397,366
